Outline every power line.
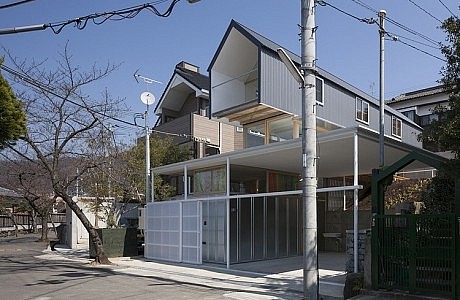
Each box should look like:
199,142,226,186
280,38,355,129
390,38,447,62
319,1,375,24
0,63,194,139
407,0,443,23
48,0,180,34
320,1,446,64
350,0,378,14
0,0,34,10
0,0,182,35
389,32,441,49
349,0,441,46
438,0,458,19
384,15,440,46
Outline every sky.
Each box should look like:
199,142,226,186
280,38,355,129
0,0,458,144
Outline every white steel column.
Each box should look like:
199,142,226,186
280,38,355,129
353,132,359,273
179,201,183,262
184,165,188,201
226,157,230,269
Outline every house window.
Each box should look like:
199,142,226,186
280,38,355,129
392,116,402,138
245,121,265,148
194,166,226,194
356,98,369,124
401,109,418,124
419,114,438,127
316,77,324,105
268,117,292,143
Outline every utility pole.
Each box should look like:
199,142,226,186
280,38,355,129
379,10,386,167
301,0,318,298
139,91,155,203
145,107,150,203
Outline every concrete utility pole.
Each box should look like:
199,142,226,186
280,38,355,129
301,0,318,298
379,10,386,167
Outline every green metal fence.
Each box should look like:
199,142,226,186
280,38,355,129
374,214,459,299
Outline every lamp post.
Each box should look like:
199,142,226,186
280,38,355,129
140,92,155,203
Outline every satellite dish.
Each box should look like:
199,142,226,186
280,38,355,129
140,92,155,105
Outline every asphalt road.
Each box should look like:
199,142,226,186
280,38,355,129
0,233,232,300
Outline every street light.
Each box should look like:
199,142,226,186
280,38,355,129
140,92,155,203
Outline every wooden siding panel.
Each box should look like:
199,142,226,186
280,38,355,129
220,123,244,153
192,114,220,145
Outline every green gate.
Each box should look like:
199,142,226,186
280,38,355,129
374,214,459,298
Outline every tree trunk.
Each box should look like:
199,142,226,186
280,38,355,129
39,214,49,241
31,210,37,233
61,194,111,264
8,213,18,237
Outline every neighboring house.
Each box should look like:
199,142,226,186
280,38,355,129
66,197,139,249
387,85,451,155
153,61,243,159
144,20,442,267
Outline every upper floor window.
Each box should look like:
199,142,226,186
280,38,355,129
392,116,402,138
419,114,438,127
356,98,369,124
316,77,324,105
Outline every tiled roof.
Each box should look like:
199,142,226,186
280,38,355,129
175,66,209,91
388,85,446,104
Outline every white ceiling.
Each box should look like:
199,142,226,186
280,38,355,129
153,126,441,178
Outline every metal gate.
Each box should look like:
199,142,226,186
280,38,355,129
373,214,459,299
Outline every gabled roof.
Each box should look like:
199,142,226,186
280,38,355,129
175,64,209,91
208,20,420,129
388,85,446,104
154,62,210,115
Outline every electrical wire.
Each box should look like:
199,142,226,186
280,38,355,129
384,16,439,46
320,1,375,24
47,0,180,34
0,63,193,139
349,0,440,46
350,0,378,14
0,0,34,10
407,0,443,23
390,37,447,62
438,0,458,19
388,32,441,49
324,0,445,63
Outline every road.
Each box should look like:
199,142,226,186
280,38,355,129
0,234,232,300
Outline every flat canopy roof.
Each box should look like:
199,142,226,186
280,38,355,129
153,126,444,178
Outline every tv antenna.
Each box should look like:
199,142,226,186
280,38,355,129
133,69,163,85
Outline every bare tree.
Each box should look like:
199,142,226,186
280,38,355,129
2,45,126,264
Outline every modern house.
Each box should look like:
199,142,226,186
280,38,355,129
153,61,243,159
143,20,441,267
387,85,451,156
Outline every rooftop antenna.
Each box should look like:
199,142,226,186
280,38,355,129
133,69,163,85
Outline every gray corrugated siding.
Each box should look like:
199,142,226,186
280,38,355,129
259,49,421,147
260,50,301,115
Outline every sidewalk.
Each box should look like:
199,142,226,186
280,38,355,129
49,243,346,300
